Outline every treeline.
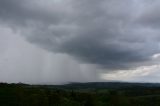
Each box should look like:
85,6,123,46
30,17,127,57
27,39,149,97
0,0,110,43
0,83,160,106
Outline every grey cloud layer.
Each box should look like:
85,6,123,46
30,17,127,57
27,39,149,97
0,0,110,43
0,0,160,70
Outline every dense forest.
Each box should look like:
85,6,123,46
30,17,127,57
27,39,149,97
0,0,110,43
1,82,160,106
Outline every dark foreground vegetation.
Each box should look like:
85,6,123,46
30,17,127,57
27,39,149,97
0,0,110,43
1,82,160,106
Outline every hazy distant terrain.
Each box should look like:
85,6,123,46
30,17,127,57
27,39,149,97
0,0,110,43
1,82,160,106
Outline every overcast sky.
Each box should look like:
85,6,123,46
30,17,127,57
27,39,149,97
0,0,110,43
1,0,160,84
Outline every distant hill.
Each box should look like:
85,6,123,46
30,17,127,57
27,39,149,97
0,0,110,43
36,82,160,90
1,82,160,89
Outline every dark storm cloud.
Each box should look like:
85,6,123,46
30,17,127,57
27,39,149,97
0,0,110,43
0,0,67,27
136,0,160,28
0,0,160,70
